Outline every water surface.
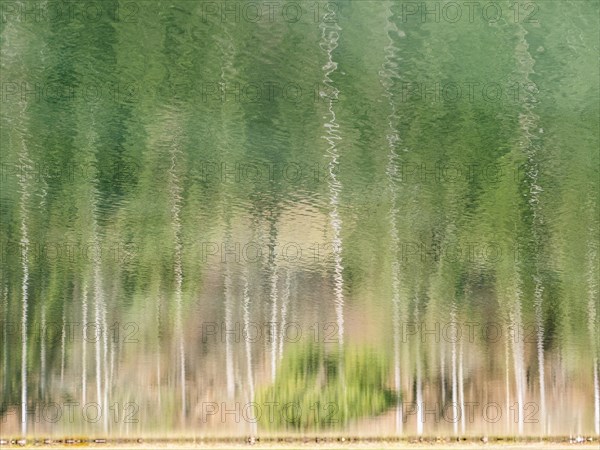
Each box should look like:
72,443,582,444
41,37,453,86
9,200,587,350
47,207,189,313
0,0,599,440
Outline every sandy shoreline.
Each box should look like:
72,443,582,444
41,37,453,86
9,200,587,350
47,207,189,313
0,437,598,449
172,444,600,450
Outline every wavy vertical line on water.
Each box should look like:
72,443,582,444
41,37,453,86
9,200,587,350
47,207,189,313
440,231,465,437
156,291,161,409
95,293,103,417
242,266,256,437
84,143,108,432
78,118,108,432
458,339,465,435
268,244,279,383
510,280,527,435
102,282,109,432
379,1,404,433
514,13,547,431
450,307,458,436
40,304,46,396
39,185,48,397
82,282,88,406
17,128,31,437
109,314,115,406
60,307,66,386
10,16,49,426
216,26,243,391
440,342,446,409
319,10,345,348
168,135,186,422
594,359,600,436
278,270,291,362
92,217,106,431
217,27,239,93
505,329,511,434
2,288,8,396
414,295,424,435
587,234,599,435
2,36,37,428
224,242,235,399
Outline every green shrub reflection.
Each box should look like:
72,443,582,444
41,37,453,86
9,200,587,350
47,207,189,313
256,343,396,431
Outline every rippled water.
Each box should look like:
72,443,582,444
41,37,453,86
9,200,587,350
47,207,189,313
0,0,599,440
